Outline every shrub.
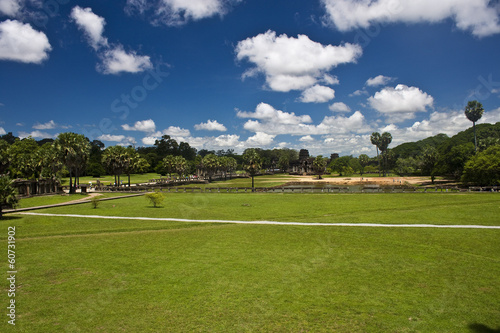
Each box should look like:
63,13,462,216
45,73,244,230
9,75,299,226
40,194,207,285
90,196,100,209
462,145,500,186
145,191,164,208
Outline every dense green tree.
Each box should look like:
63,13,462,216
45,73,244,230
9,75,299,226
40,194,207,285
154,135,179,158
162,155,176,177
395,157,419,176
420,145,439,183
0,132,17,145
0,139,10,175
0,176,18,218
9,137,41,179
462,145,500,186
464,100,484,152
242,149,262,191
39,142,64,180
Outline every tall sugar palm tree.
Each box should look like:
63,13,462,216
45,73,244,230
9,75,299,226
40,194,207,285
54,133,90,193
379,132,393,176
243,149,262,192
370,132,382,176
102,146,129,186
464,100,484,152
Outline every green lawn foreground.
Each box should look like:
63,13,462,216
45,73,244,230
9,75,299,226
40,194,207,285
2,193,500,332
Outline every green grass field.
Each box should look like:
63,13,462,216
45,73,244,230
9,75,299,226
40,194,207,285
2,193,499,332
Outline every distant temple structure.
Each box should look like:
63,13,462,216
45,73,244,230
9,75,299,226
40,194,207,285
13,179,62,197
289,150,338,175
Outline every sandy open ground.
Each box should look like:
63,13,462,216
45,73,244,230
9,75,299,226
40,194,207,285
261,175,433,186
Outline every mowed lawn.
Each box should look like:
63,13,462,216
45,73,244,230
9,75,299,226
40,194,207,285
2,193,500,332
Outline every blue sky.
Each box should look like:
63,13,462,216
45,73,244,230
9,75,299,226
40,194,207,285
1,0,500,156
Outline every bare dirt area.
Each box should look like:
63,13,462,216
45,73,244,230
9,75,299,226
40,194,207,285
286,175,435,186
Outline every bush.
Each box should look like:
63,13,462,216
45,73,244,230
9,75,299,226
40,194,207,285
90,196,100,209
145,191,164,208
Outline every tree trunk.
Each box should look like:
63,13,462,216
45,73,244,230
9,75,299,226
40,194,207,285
251,175,255,192
473,121,477,153
128,174,131,187
69,170,74,194
376,148,380,177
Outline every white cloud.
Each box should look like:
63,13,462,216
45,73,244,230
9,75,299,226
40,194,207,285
214,134,240,146
162,126,191,137
329,102,351,113
0,0,22,17
99,46,152,75
142,136,157,145
126,0,240,26
368,84,434,121
236,30,362,92
321,0,500,37
299,135,315,142
194,119,227,131
98,134,136,145
245,132,275,147
299,85,336,103
0,127,6,135
240,103,372,137
33,120,56,130
366,75,395,87
71,6,152,75
122,119,156,132
237,103,312,125
18,130,54,139
349,89,368,97
0,20,51,64
71,6,109,50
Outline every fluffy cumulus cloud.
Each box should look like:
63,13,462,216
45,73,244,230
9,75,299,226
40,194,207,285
237,103,313,125
98,134,136,145
366,75,395,87
71,6,152,74
246,132,276,146
99,47,152,74
238,102,372,137
321,0,500,37
368,84,434,121
0,20,51,63
122,119,156,132
33,120,56,130
0,0,22,16
329,102,351,113
71,6,108,50
236,30,362,92
299,85,336,103
0,127,6,135
194,119,227,131
126,0,240,26
18,130,54,139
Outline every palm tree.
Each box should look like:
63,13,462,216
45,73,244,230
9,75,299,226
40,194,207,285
464,100,484,152
162,155,176,178
201,154,220,181
54,133,90,193
313,155,328,179
102,146,129,186
379,132,393,176
0,176,18,219
173,155,188,179
243,149,262,192
370,132,382,176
